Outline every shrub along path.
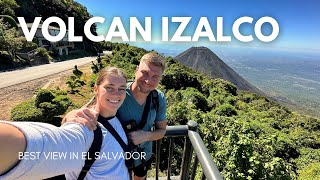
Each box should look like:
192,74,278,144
0,64,91,120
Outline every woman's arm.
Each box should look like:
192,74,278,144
0,123,26,175
0,121,94,180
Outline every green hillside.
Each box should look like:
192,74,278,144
3,0,319,178
96,43,320,179
11,43,320,179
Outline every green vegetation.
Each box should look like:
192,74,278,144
36,47,52,61
2,1,317,175
66,65,86,94
13,0,97,42
1,0,97,69
11,42,320,179
96,43,320,179
0,18,24,61
11,89,72,126
0,0,19,17
0,15,18,27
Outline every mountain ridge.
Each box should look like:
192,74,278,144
175,46,265,95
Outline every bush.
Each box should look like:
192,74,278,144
274,134,299,160
0,15,18,28
295,148,320,170
161,70,202,90
35,89,55,107
11,99,43,122
0,51,13,66
66,75,86,94
239,92,259,103
181,87,208,112
53,95,72,114
204,79,238,96
36,47,51,60
298,163,320,180
11,89,72,124
214,103,238,117
73,65,83,78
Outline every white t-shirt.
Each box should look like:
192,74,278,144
0,117,129,180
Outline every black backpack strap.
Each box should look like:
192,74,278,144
99,115,129,152
151,90,159,112
44,174,66,180
77,125,103,180
44,126,103,180
137,92,152,130
138,90,159,130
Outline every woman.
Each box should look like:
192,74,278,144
0,67,129,180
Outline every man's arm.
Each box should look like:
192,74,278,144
0,123,26,175
62,108,98,130
127,91,168,145
128,120,167,145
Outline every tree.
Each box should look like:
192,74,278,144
0,15,18,28
14,0,97,48
0,0,19,17
0,18,24,61
66,75,85,94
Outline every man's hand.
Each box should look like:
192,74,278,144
127,130,149,145
62,108,98,131
127,121,167,145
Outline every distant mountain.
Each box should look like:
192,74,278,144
175,46,264,95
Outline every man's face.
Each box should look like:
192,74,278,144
135,62,163,94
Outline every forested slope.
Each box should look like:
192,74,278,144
92,43,320,179
11,43,320,180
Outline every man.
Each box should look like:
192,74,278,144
64,52,167,180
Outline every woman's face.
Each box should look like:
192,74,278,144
94,75,127,116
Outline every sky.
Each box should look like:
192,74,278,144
75,0,320,52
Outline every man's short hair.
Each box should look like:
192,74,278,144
140,52,166,72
